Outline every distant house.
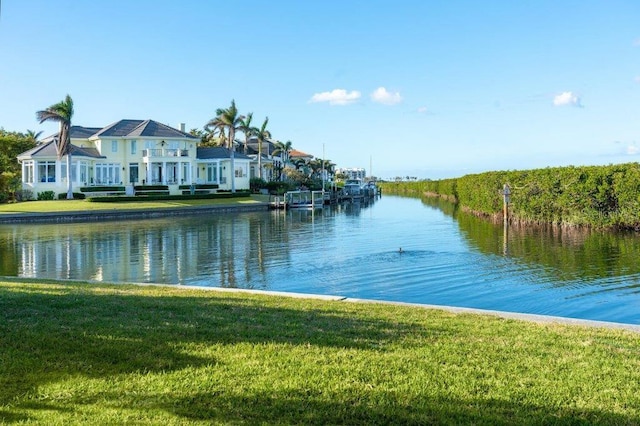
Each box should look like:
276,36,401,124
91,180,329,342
16,119,251,196
289,149,314,162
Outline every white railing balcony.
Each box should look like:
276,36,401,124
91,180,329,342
142,149,189,158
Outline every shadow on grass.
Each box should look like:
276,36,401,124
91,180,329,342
2,282,639,424
0,282,447,417
164,391,640,425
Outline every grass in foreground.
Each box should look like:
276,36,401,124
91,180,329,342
1,279,640,425
0,195,270,214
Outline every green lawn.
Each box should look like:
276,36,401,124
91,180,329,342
1,279,639,424
0,195,270,214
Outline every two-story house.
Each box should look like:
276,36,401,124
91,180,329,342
17,119,251,196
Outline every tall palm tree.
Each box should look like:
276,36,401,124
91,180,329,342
238,112,255,155
36,94,74,199
205,100,244,192
255,117,271,180
272,140,293,165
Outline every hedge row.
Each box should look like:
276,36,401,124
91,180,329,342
87,191,251,203
379,163,640,230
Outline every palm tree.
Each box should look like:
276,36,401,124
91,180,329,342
255,117,271,180
36,94,74,199
272,140,293,165
25,129,43,145
238,112,255,155
205,100,244,193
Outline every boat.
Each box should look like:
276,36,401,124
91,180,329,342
342,179,363,199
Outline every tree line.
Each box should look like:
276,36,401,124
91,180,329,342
0,129,38,202
379,163,640,230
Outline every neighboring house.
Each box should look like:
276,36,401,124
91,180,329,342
17,119,251,196
289,149,314,162
244,137,276,180
196,147,251,190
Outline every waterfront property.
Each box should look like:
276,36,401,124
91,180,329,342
16,120,252,196
3,195,640,325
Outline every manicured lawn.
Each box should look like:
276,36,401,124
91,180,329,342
0,195,270,214
1,279,639,425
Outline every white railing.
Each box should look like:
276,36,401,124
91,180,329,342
142,149,189,158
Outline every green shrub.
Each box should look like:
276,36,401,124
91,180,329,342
87,192,252,203
37,191,56,201
57,192,86,200
379,162,640,230
250,178,267,192
79,186,125,192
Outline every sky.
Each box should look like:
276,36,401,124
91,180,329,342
1,1,639,179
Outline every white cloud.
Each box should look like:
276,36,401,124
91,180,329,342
634,38,640,46
309,89,361,105
370,87,403,105
553,91,582,107
635,76,640,83
417,106,428,113
627,144,640,155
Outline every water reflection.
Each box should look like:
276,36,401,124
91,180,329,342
3,195,640,324
418,195,640,282
0,205,357,288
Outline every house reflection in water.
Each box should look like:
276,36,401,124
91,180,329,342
0,211,302,288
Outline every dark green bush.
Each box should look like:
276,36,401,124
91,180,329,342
37,191,56,201
57,192,86,200
87,192,252,203
79,186,125,192
379,163,640,230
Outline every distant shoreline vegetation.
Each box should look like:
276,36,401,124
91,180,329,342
379,163,640,231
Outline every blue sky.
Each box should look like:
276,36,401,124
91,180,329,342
1,1,639,179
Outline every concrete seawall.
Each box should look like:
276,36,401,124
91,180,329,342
0,203,271,224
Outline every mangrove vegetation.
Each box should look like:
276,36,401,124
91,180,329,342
380,163,640,230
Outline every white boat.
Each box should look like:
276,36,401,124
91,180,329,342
343,179,363,199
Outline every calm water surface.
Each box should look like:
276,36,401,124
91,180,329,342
2,195,640,325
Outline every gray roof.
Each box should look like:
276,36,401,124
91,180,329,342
41,126,103,143
93,119,197,139
17,140,105,159
197,147,251,160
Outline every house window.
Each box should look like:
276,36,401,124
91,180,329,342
182,163,189,184
38,161,56,182
166,162,178,184
131,140,137,155
23,161,34,183
111,140,118,153
95,163,121,185
129,163,139,184
235,164,247,178
79,162,88,185
207,164,218,183
60,162,77,183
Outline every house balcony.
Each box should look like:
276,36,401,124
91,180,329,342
142,149,189,158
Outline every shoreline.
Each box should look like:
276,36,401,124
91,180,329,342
7,276,640,333
0,202,271,224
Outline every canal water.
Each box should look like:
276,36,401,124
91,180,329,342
2,195,640,325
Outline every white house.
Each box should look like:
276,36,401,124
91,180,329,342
17,119,251,196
